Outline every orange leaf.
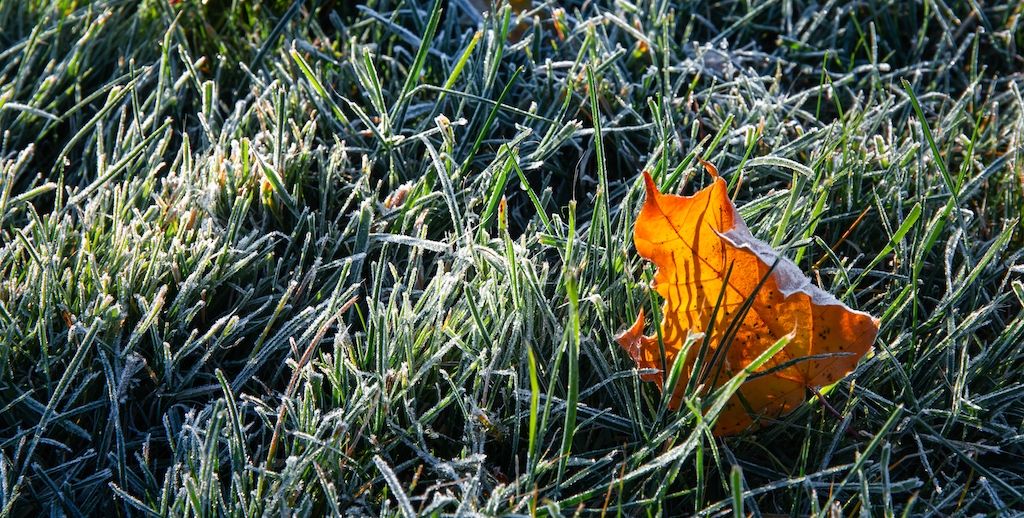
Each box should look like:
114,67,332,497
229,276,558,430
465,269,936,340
618,168,879,435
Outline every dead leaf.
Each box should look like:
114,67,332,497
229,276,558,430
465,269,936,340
617,167,879,435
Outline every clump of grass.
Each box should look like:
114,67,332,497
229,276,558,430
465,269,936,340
2,0,1023,515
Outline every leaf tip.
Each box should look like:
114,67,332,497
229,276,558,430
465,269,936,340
615,309,646,350
697,157,719,178
641,170,658,197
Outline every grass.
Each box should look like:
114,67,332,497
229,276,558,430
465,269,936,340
1,0,1023,515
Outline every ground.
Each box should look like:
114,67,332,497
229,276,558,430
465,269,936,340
1,0,1023,515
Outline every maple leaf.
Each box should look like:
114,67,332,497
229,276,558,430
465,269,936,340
617,166,879,436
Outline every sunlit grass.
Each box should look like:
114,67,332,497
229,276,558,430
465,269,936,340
1,0,1022,515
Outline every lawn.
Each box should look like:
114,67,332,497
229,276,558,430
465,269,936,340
1,0,1023,515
